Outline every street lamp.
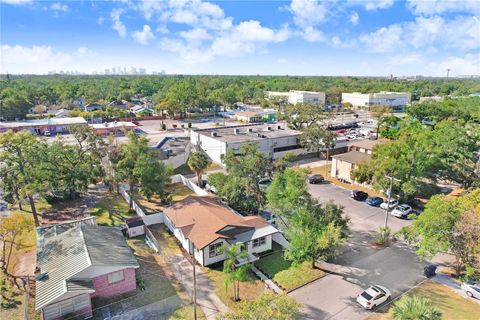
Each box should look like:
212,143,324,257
384,175,400,229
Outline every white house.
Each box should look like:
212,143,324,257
267,90,326,105
163,196,286,267
190,123,306,164
84,103,103,112
341,92,411,112
130,105,154,115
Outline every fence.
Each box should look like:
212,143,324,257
170,174,208,196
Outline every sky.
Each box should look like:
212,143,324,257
1,0,479,76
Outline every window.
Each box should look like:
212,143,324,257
253,237,266,248
209,242,223,258
108,270,124,284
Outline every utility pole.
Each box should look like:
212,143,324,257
446,68,451,82
384,175,400,229
191,251,197,320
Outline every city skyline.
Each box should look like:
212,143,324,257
1,0,479,76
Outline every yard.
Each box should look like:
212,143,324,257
203,268,265,310
255,244,326,292
92,236,188,319
366,280,480,320
135,183,195,214
88,193,134,226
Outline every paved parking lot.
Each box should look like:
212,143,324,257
290,183,426,320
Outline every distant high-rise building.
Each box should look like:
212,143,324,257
139,68,146,75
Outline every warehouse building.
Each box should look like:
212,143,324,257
266,90,326,105
341,91,411,111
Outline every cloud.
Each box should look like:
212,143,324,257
50,2,68,12
179,28,212,42
363,0,394,11
427,54,479,76
350,11,359,25
132,25,155,45
406,0,480,16
111,8,127,38
387,54,422,65
359,15,480,53
0,0,32,5
76,47,89,56
288,0,328,42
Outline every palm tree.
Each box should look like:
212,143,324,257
390,295,442,320
223,243,250,301
320,130,337,177
187,150,211,186
370,105,392,139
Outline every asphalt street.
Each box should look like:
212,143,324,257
290,183,427,320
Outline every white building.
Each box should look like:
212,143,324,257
163,196,287,267
341,92,411,111
267,90,326,105
190,123,306,164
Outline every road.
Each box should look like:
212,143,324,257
290,183,426,320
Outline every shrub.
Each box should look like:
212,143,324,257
374,226,391,246
161,123,166,130
390,295,442,320
188,122,192,128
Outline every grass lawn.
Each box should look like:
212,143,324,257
88,193,134,226
255,246,326,292
203,268,265,310
366,280,480,320
148,224,183,256
165,305,206,320
165,183,195,202
307,164,384,198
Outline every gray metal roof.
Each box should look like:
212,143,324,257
332,151,371,164
66,279,95,292
36,225,138,310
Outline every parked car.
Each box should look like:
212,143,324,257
351,190,368,201
43,130,51,136
391,204,412,218
351,113,359,118
346,134,358,140
308,174,325,184
356,285,391,309
380,199,399,210
461,281,480,299
366,197,383,207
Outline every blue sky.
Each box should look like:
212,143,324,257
1,0,479,76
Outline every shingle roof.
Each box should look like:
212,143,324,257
332,151,371,164
36,225,138,310
163,196,270,249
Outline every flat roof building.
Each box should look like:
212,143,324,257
267,90,326,105
0,117,87,134
190,123,305,164
341,91,411,111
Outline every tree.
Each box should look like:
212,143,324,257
0,213,34,274
0,131,47,226
300,125,327,158
134,153,172,201
187,150,211,186
223,293,300,320
390,295,442,320
223,243,250,302
403,188,480,275
283,103,330,130
223,143,271,214
370,105,392,138
0,87,33,120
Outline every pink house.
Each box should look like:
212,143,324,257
35,225,139,320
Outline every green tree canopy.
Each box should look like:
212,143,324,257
390,295,442,320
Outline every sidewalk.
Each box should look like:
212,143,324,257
251,265,282,293
432,274,480,305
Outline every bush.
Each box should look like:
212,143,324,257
390,295,442,320
188,122,192,128
374,226,391,246
161,123,166,130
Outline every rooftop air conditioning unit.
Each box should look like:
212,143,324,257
277,125,282,130
233,128,240,135
267,126,272,131
211,132,218,137
247,128,253,133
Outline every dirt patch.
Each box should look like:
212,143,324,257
11,251,36,277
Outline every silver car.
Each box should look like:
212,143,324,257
461,282,480,299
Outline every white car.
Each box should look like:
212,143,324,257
391,204,413,218
380,199,399,210
357,285,391,309
43,130,51,136
461,282,480,299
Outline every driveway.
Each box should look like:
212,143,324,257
289,183,426,319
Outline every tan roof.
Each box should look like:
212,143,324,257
347,138,388,151
163,196,268,249
332,151,371,164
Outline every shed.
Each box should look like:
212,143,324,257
125,216,145,238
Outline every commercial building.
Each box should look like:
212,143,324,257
331,139,387,183
0,117,87,134
232,109,277,123
190,123,306,164
341,92,411,111
90,121,137,136
267,90,326,105
163,196,286,267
